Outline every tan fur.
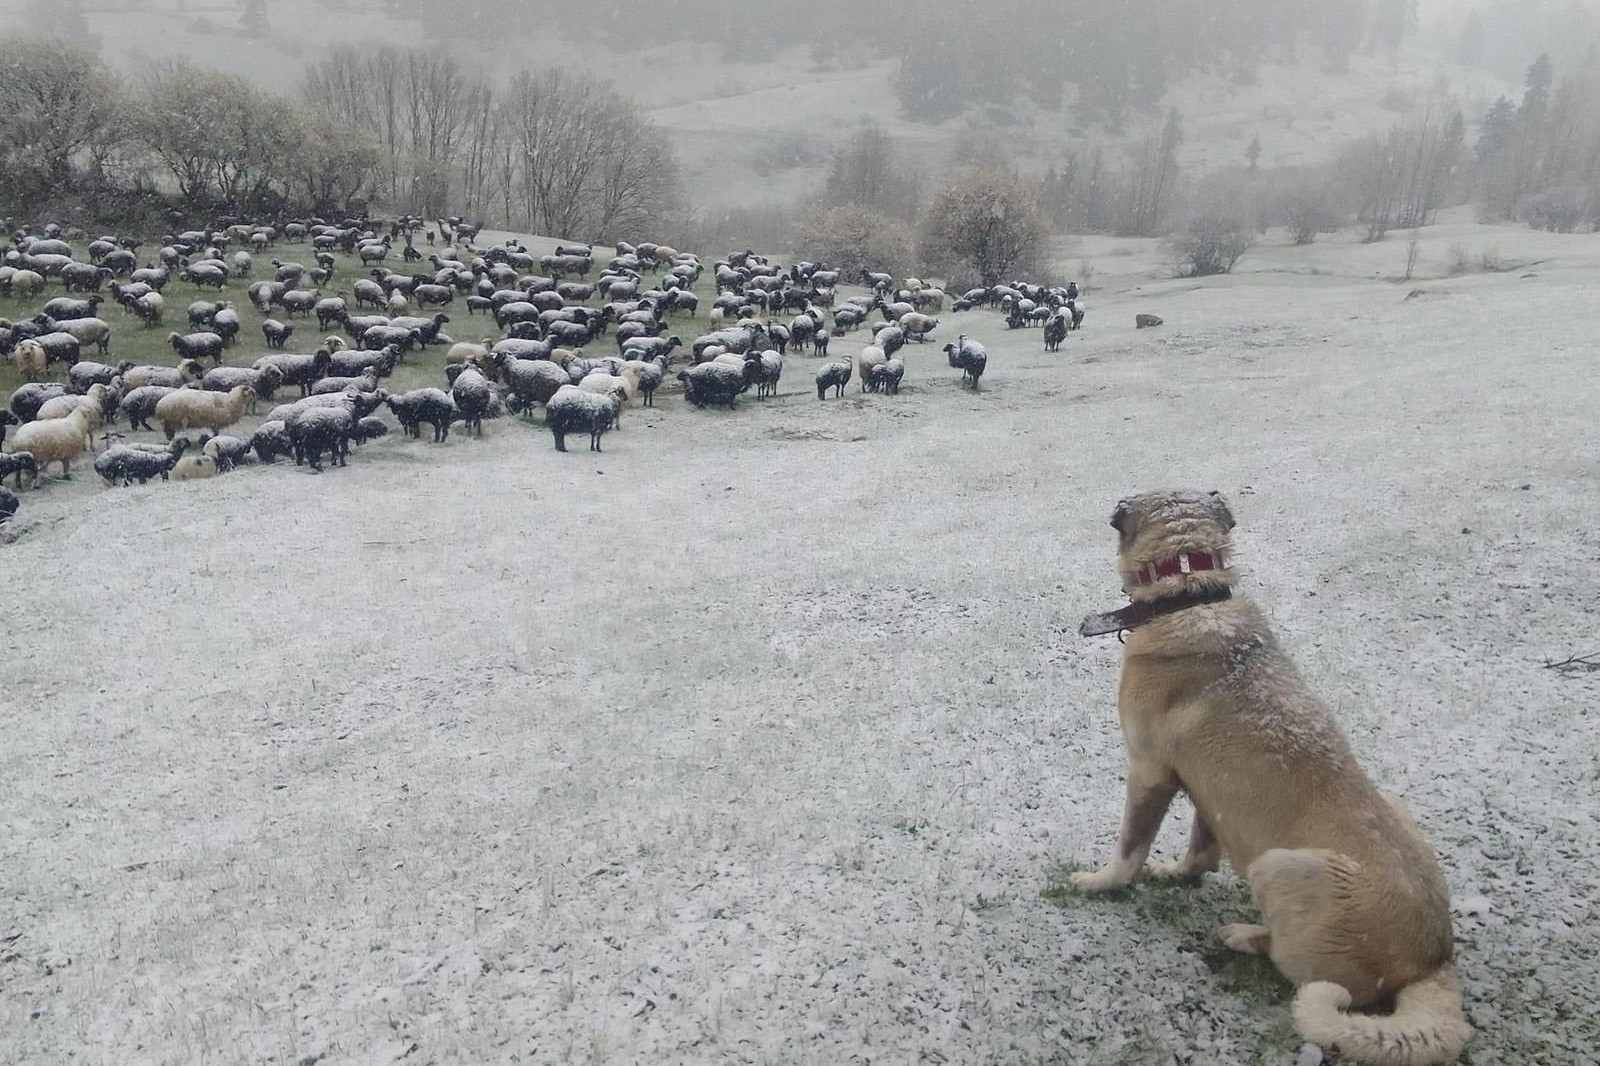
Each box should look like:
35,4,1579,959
1071,489,1471,1065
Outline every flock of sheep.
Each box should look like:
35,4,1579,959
0,215,1087,529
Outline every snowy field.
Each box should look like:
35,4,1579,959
2,222,1598,1064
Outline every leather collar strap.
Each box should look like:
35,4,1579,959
1079,587,1234,638
1132,551,1224,586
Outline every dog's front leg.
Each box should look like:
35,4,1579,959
1070,762,1178,893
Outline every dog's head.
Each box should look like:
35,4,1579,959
1110,490,1237,600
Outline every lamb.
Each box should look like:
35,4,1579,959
448,366,493,436
95,438,191,486
351,417,389,447
855,346,888,393
155,384,255,440
123,358,207,390
545,385,617,452
250,421,293,463
387,389,457,442
815,359,852,399
203,365,283,410
287,406,354,471
500,358,570,413
869,358,906,395
202,435,251,471
677,362,749,408
169,331,226,366
0,451,37,489
944,337,988,389
10,340,48,381
6,406,96,478
261,319,294,349
743,350,783,399
621,358,668,407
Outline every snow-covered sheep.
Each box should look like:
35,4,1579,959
743,350,783,399
944,337,988,389
8,383,68,423
203,365,283,411
387,389,457,443
35,384,112,428
546,385,617,452
119,386,176,432
678,362,749,408
900,313,939,342
170,449,220,481
0,451,37,489
254,349,331,397
155,384,255,440
621,358,668,407
448,366,493,436
261,319,294,349
203,435,251,471
123,359,207,390
250,421,293,463
855,346,887,394
95,438,190,486
815,359,852,399
869,358,906,395
68,359,135,393
499,357,569,414
287,407,354,471
168,331,225,365
51,317,113,356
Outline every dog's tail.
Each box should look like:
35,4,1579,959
1293,967,1471,1066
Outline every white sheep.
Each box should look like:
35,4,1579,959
154,384,256,440
5,406,95,478
53,317,113,356
855,345,888,393
10,340,47,382
34,384,110,428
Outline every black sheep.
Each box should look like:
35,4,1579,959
250,421,293,463
545,386,615,452
1044,316,1068,353
0,451,37,489
678,363,748,408
387,388,456,442
814,360,852,399
287,407,354,471
446,366,492,437
0,486,16,525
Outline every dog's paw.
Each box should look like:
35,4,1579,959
1069,866,1133,894
1219,924,1272,955
1147,858,1205,883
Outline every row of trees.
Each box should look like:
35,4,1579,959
0,37,679,242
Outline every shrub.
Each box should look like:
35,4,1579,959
792,204,913,279
1166,213,1255,277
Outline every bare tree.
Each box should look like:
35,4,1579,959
822,124,920,220
921,169,1046,286
794,204,913,279
0,37,122,204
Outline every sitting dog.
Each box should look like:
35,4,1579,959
1071,489,1471,1066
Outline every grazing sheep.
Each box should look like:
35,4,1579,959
250,421,293,463
815,359,852,399
95,438,191,486
387,389,457,442
287,406,354,471
500,358,569,414
900,313,939,343
546,385,616,452
203,435,251,471
448,366,492,436
123,359,207,390
43,296,103,322
168,331,225,366
869,358,906,395
264,390,387,427
0,451,37,489
743,350,783,398
203,365,283,410
10,340,48,381
254,349,332,397
261,319,293,349
155,384,255,440
212,306,240,347
6,406,96,478
133,291,165,325
677,362,749,408
35,384,112,428
855,346,888,393
170,448,220,481
351,417,389,446
944,337,988,389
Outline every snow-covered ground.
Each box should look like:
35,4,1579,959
2,222,1597,1064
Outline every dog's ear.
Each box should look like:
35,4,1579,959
1208,490,1236,531
1110,499,1132,533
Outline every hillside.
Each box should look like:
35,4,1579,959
51,0,1516,210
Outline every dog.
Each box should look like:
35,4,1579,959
1070,489,1471,1066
